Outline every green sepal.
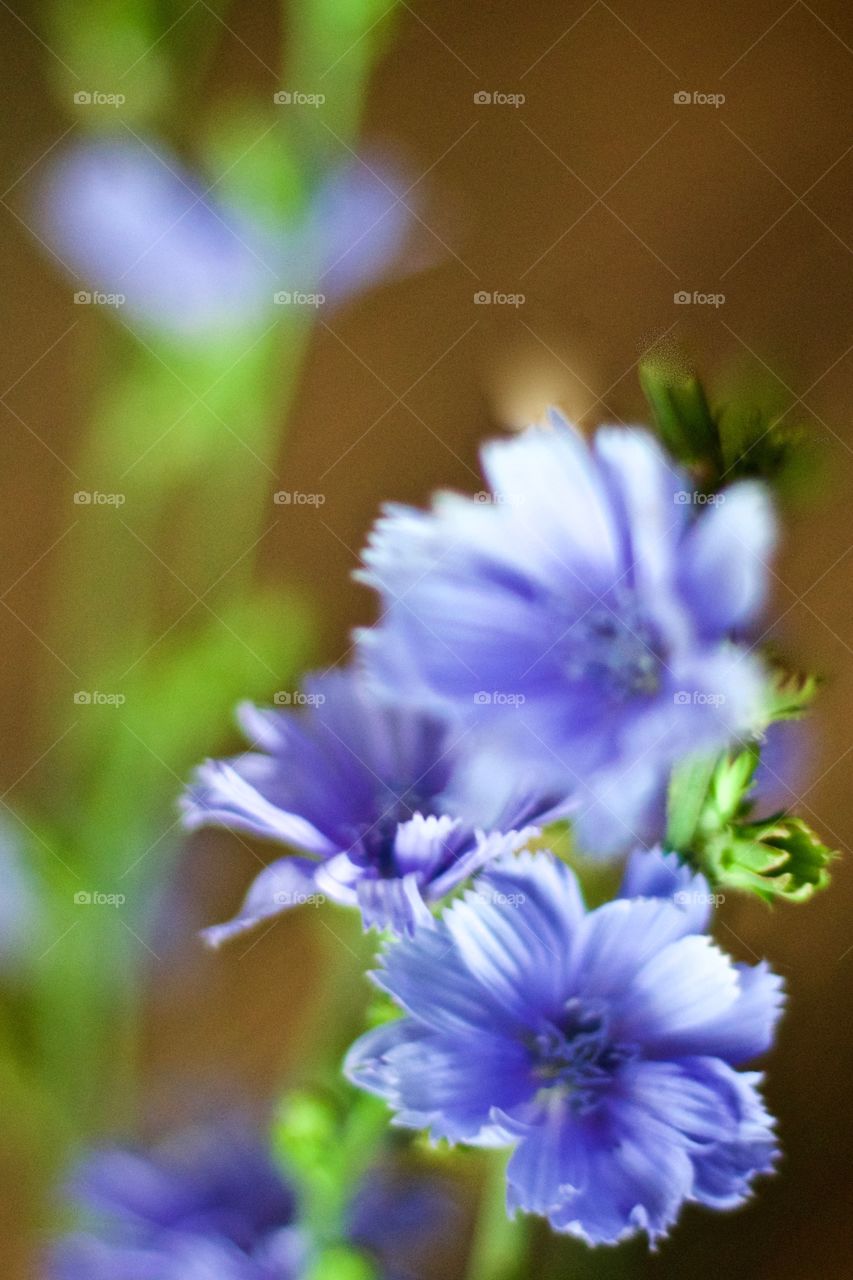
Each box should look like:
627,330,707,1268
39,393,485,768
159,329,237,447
703,744,760,827
639,361,720,472
639,362,822,500
762,670,820,722
704,815,835,903
665,753,721,851
715,400,820,499
666,742,835,904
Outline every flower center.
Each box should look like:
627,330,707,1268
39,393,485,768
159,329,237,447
355,782,438,878
562,603,664,700
527,999,633,1111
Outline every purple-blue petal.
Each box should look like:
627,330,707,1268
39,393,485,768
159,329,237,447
201,857,320,948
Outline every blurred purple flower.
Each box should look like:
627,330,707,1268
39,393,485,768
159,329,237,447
310,159,416,303
46,1127,460,1280
46,1127,307,1280
183,668,567,939
0,823,39,972
348,1167,463,1280
359,414,777,853
39,138,423,338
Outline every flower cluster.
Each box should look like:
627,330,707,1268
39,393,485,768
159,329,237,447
181,412,815,1245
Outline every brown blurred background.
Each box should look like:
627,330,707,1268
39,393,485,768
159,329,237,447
1,1,852,1276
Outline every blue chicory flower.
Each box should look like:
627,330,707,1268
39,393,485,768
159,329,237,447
183,668,567,940
46,1127,308,1280
38,138,421,339
345,847,783,1246
358,413,777,853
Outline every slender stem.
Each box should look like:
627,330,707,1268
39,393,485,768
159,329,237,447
465,1150,528,1280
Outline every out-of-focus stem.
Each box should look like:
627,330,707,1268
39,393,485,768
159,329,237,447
464,1150,528,1280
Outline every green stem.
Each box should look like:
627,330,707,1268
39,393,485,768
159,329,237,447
465,1150,527,1280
